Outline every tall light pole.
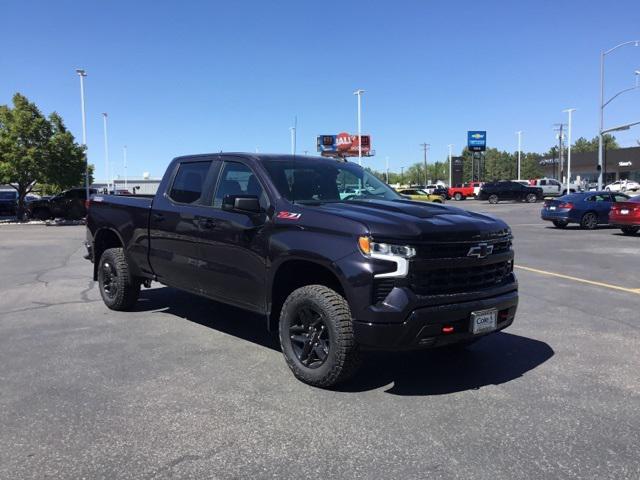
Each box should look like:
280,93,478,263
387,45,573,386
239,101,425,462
400,166,404,185
420,143,430,186
76,69,88,198
598,40,640,189
447,144,454,187
564,109,576,195
289,127,296,155
353,89,365,165
102,113,110,193
123,145,128,191
385,156,389,184
516,131,522,180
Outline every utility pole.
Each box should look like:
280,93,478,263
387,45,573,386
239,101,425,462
102,113,110,193
400,166,404,186
554,123,566,182
385,156,389,184
516,131,522,180
353,89,365,166
447,144,453,187
420,143,430,187
123,145,128,191
76,69,88,198
564,108,576,194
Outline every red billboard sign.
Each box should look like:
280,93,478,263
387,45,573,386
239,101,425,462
317,133,372,157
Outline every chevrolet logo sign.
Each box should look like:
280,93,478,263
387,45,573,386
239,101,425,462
471,133,484,139
467,242,493,258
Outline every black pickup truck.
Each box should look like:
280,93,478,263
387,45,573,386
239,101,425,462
86,153,518,387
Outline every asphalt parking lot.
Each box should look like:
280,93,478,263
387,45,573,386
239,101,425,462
0,202,639,479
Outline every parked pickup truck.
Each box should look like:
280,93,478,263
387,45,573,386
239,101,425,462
528,178,579,196
86,153,518,387
448,182,482,201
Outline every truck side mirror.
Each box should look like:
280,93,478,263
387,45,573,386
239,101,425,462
222,195,261,213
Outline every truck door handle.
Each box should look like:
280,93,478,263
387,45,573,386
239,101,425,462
153,213,165,222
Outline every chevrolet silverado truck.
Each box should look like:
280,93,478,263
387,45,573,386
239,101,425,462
85,154,518,387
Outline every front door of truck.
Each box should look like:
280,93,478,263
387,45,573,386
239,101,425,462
148,158,220,294
196,159,269,312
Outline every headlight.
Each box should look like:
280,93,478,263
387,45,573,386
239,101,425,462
358,236,416,259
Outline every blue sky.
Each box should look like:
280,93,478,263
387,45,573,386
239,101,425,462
1,1,640,181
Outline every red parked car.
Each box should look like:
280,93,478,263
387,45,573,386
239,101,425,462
609,195,640,235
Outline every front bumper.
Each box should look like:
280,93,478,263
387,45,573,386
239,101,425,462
353,289,518,350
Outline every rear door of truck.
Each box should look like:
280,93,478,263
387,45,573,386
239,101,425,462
148,157,221,294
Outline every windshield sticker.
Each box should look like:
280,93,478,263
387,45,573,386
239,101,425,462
277,211,301,220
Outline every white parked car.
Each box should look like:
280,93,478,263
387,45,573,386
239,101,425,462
605,180,640,192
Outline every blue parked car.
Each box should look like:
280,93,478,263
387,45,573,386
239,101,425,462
541,192,630,229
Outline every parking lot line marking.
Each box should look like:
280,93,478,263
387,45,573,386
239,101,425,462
515,265,640,295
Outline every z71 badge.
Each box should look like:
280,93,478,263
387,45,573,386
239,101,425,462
277,211,302,220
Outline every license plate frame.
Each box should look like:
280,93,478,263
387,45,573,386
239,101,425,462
470,308,498,334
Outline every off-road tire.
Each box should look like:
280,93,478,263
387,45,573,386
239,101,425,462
552,220,568,229
279,285,361,388
580,212,598,230
621,226,639,235
98,247,140,311
488,194,499,204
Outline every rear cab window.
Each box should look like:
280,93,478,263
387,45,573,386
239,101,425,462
168,161,212,204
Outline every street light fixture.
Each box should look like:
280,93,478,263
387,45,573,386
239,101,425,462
76,69,89,199
598,40,640,189
353,89,365,166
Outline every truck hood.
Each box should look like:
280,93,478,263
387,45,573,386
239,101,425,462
308,199,510,242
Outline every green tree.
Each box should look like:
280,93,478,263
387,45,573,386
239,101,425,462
0,93,89,219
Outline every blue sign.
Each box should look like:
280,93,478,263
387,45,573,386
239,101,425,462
467,131,487,152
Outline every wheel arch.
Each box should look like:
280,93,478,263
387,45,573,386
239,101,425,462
267,258,347,332
92,228,125,280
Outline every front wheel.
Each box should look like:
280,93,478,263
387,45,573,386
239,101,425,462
488,194,499,204
279,285,361,388
454,192,463,201
98,247,141,311
621,226,639,235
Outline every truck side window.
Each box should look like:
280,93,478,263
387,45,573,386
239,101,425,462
213,162,267,209
169,161,212,204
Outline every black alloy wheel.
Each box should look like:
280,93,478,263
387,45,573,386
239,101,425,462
288,305,330,369
488,194,499,204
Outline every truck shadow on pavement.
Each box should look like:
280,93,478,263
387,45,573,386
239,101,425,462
136,287,554,396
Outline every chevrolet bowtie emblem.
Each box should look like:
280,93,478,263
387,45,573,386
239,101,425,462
467,242,493,258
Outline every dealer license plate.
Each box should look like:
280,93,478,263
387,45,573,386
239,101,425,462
621,209,629,215
471,309,498,334
549,206,556,210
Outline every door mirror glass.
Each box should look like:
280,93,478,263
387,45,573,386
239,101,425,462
222,194,261,213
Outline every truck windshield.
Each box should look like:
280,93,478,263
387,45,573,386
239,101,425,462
262,158,401,204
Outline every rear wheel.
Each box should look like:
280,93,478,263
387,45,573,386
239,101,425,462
621,226,639,235
580,212,598,230
526,193,538,203
488,194,499,204
98,247,140,311
454,192,463,201
552,220,568,228
279,285,361,388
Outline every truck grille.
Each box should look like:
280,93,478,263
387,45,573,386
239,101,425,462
415,237,512,259
409,260,513,296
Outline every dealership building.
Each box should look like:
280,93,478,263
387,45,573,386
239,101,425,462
539,146,640,184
